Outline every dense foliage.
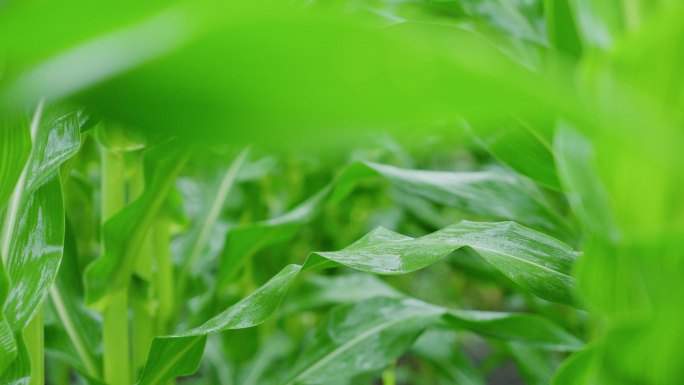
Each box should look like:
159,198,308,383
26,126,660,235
0,0,682,384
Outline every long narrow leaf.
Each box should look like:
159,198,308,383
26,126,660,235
0,106,80,382
219,161,573,286
139,220,579,383
315,221,578,306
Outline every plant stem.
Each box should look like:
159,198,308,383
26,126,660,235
129,151,155,373
153,218,176,385
25,308,44,385
154,218,174,336
101,147,130,385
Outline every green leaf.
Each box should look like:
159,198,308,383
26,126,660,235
176,148,249,297
551,345,601,385
315,221,579,306
444,310,582,350
285,297,443,385
0,114,31,211
412,329,485,385
287,296,581,384
217,187,331,286
139,219,580,383
219,160,574,287
544,0,583,57
0,113,30,374
282,273,402,315
3,179,64,333
336,162,572,237
83,143,189,309
137,264,302,385
506,342,555,385
465,120,563,191
0,105,80,382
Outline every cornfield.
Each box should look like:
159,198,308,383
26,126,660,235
0,0,682,384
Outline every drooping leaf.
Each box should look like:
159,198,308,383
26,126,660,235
315,221,579,306
219,160,574,287
137,264,302,385
139,219,580,383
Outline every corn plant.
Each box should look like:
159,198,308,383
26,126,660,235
0,0,682,384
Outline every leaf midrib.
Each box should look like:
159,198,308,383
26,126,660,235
287,312,436,384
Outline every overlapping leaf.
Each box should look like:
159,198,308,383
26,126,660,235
139,220,579,383
0,106,80,381
0,113,31,374
287,297,581,384
219,161,573,287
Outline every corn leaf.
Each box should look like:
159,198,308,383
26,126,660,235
0,106,80,382
219,160,574,287
139,220,579,383
315,221,578,306
284,297,444,385
0,114,31,374
287,297,581,384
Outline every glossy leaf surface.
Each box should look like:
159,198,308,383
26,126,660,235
0,106,80,382
139,219,579,382
316,221,578,306
219,160,574,286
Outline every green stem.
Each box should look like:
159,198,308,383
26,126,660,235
154,218,174,336
103,291,130,384
153,218,176,385
101,147,130,385
25,309,44,385
129,151,155,373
